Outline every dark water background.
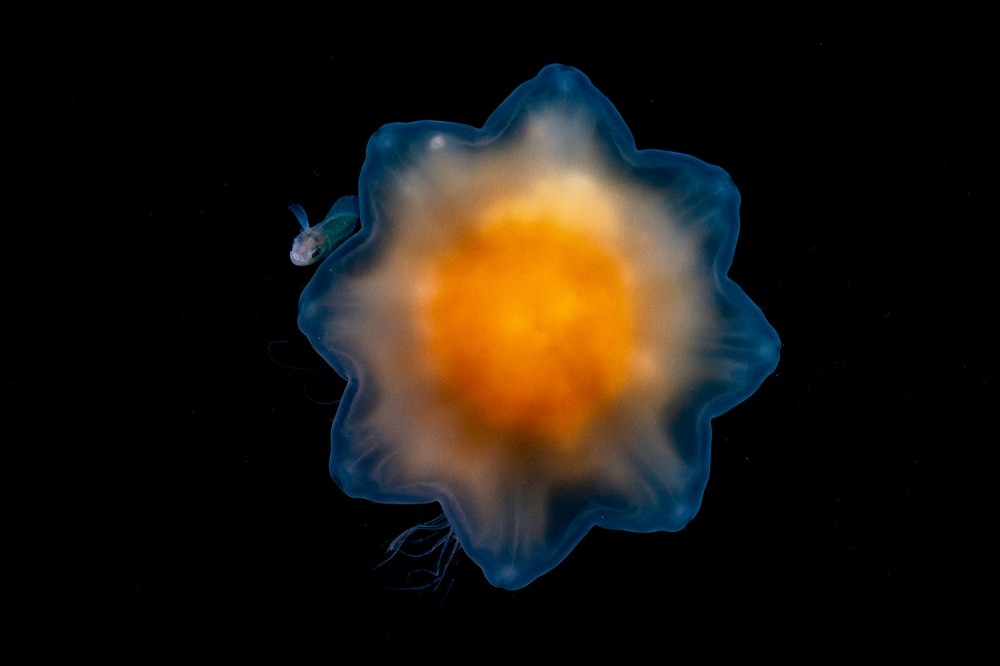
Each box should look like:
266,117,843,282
13,13,994,645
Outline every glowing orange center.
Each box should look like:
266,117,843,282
426,219,635,444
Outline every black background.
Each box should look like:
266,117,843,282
15,13,995,645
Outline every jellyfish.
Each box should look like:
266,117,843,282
291,64,779,590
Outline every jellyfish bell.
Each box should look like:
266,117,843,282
294,64,779,589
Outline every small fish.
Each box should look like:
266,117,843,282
289,195,360,266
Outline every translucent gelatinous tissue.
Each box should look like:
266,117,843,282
297,64,780,589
